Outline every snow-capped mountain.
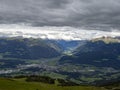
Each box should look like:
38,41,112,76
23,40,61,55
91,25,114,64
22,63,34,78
0,24,120,40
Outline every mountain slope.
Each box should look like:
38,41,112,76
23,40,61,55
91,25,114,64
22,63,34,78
59,37,120,69
57,37,120,84
0,77,120,90
0,78,105,90
0,38,61,59
47,40,85,52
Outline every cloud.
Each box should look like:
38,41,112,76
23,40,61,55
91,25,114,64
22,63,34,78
0,24,120,40
0,0,120,30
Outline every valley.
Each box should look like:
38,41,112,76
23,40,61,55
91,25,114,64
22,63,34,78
0,0,120,89
0,37,120,87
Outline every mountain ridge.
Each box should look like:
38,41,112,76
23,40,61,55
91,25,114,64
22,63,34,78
0,37,61,59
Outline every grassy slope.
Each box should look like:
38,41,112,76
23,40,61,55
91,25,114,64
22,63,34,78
0,78,104,90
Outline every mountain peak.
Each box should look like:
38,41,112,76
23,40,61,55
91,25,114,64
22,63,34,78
91,36,120,44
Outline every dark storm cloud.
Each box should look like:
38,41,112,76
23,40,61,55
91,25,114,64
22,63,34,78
0,0,120,30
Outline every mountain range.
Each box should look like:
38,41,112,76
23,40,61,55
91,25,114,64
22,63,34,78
59,37,120,69
0,36,120,86
0,38,61,59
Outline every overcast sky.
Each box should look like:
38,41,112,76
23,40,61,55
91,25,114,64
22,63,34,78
0,0,120,30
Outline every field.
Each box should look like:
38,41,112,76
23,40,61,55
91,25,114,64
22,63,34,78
0,78,105,90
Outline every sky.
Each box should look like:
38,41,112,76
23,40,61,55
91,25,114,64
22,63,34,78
0,0,120,31
0,25,120,40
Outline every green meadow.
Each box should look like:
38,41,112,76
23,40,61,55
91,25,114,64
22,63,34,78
0,78,105,90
